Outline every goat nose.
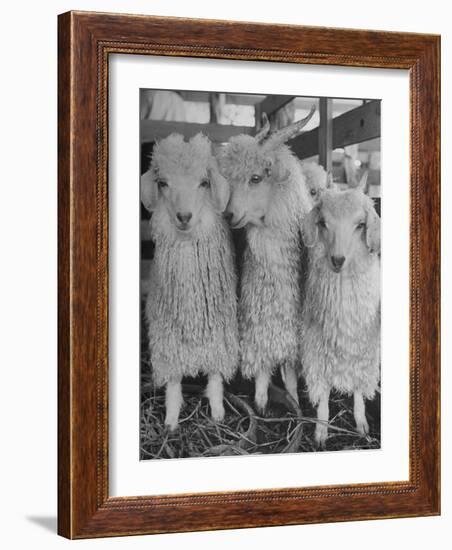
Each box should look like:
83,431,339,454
331,255,346,269
176,212,192,224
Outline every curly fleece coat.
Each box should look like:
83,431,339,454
144,135,239,387
220,140,313,379
301,189,380,405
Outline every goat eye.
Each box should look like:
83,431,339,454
156,178,168,189
356,221,366,230
250,174,263,185
200,178,211,189
310,188,317,197
317,219,327,229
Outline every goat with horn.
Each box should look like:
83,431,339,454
218,106,316,412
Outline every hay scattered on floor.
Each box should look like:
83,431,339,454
140,367,381,460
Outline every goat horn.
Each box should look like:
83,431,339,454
265,104,316,147
255,112,271,142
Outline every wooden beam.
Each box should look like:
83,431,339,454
178,91,265,106
141,120,253,143
293,96,361,113
225,94,265,106
318,98,333,172
289,100,381,160
334,100,381,149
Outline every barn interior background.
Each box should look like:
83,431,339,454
140,90,381,460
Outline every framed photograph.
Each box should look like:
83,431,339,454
58,11,440,539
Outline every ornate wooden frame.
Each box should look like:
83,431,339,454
58,10,440,539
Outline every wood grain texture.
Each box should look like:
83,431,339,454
57,10,72,538
57,10,440,539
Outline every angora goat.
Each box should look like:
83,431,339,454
141,133,239,430
218,107,316,412
301,184,381,447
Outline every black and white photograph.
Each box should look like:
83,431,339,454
1,0,445,544
139,89,381,460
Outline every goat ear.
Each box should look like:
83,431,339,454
355,170,369,194
141,170,158,212
209,161,230,213
302,206,319,247
366,204,381,253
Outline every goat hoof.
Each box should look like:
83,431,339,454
314,426,328,450
255,394,268,416
288,389,300,405
356,418,369,436
164,417,179,432
211,404,225,423
289,393,301,413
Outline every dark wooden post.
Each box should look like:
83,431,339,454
209,92,220,124
254,101,262,132
318,97,333,172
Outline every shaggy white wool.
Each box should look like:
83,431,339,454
301,193,381,405
153,134,212,181
236,151,312,378
145,193,239,387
